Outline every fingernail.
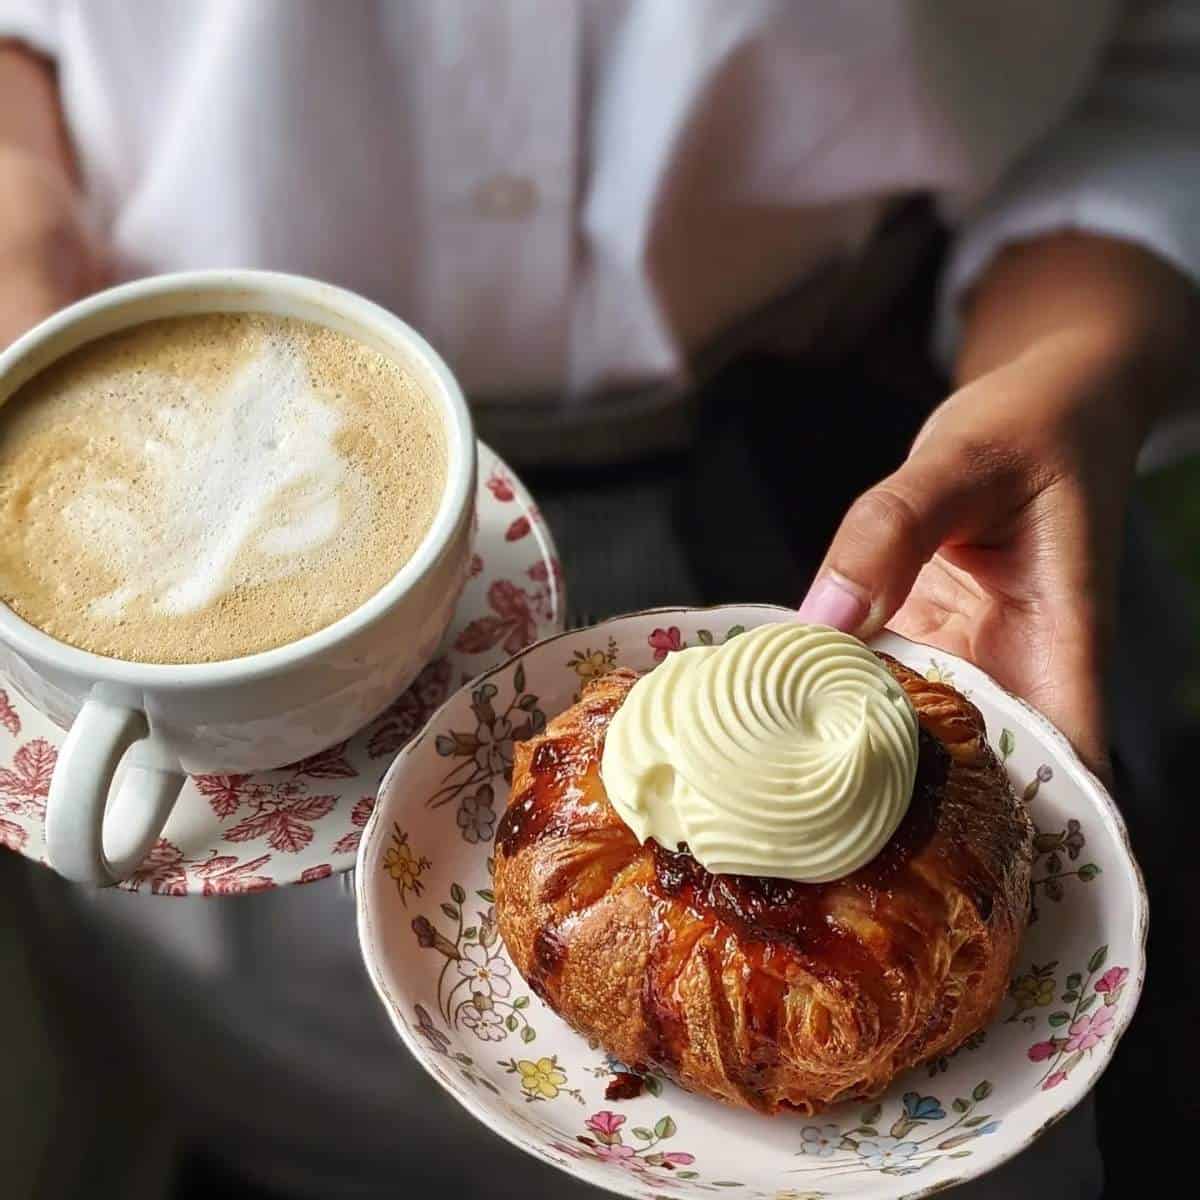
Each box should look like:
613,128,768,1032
797,572,870,632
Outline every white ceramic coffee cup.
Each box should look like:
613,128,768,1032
0,271,476,886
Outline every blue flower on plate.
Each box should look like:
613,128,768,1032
902,1092,946,1121
798,1124,841,1157
857,1140,920,1170
977,1121,1001,1135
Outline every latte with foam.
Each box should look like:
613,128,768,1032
0,313,447,663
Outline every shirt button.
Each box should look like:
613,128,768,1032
472,174,540,220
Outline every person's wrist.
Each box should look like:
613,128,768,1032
957,232,1200,449
1019,324,1162,450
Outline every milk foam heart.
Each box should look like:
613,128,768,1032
0,313,447,663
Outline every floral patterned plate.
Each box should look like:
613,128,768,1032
357,605,1146,1200
0,442,563,894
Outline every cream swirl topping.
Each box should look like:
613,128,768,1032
599,622,919,882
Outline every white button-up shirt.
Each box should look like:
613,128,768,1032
5,0,1200,421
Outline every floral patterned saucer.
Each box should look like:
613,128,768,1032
0,442,563,895
356,605,1146,1200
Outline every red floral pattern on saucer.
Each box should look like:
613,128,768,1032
0,443,563,894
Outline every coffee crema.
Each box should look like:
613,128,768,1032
0,313,447,663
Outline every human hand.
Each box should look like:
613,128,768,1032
800,331,1152,777
0,145,108,349
799,233,1200,780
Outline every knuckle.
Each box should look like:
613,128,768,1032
941,432,1056,496
845,486,924,548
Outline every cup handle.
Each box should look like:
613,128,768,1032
45,697,186,885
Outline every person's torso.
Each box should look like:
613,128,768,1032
51,0,1120,405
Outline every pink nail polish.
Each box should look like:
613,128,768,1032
796,574,869,632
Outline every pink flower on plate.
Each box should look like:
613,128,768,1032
1064,1005,1115,1052
528,558,562,586
585,1111,626,1138
1043,1070,1068,1090
454,580,537,656
196,853,276,896
648,627,684,661
122,838,189,896
1028,1040,1057,1062
486,468,515,502
0,737,56,818
333,796,375,855
662,1152,695,1166
593,1143,637,1164
550,1141,587,1162
505,516,531,542
0,688,20,737
1094,967,1128,995
0,816,28,852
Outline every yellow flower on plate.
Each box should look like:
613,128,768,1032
516,1056,568,1100
925,659,955,685
382,827,430,904
569,650,610,680
1011,973,1055,1010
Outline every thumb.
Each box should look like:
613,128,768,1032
798,450,1001,638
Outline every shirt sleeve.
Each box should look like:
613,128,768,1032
935,0,1200,372
0,0,58,58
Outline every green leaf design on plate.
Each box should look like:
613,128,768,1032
952,1098,969,1114
938,1133,978,1151
654,1116,677,1139
964,1115,991,1128
520,1026,536,1044
514,663,526,694
632,1127,654,1141
860,1102,882,1126
724,625,746,641
645,1074,663,1096
698,630,714,645
505,1014,517,1032
513,996,529,1010
440,903,459,920
998,729,1015,760
972,1081,993,1102
450,883,466,904
477,888,495,902
1078,993,1098,1014
1078,863,1102,881
1088,945,1109,972
1048,1012,1070,1028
